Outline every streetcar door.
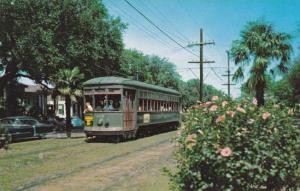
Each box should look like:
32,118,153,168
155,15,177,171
123,89,136,131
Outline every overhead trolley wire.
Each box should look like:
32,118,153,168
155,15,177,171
175,0,227,82
123,0,199,58
142,0,191,44
106,0,176,50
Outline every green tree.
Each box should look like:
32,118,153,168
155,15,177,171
288,59,300,102
121,49,181,90
179,79,225,110
54,67,84,138
0,0,125,116
230,20,292,106
269,58,300,106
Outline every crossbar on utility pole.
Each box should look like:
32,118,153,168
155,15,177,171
222,51,235,96
188,29,215,102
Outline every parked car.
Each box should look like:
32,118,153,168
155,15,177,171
0,116,54,141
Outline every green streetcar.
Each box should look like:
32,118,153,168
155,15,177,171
83,76,181,140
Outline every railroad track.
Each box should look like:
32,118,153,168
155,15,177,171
16,137,172,191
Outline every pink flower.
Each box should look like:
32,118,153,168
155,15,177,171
200,101,212,108
186,133,197,142
209,105,218,112
226,111,236,118
220,147,232,157
216,114,225,123
212,96,219,101
185,134,197,150
262,112,271,120
252,97,258,105
236,106,246,113
176,130,181,137
221,101,228,107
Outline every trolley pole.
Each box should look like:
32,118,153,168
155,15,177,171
188,28,215,101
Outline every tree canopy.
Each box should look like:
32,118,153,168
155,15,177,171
269,57,300,106
0,0,125,115
121,49,181,90
179,79,225,110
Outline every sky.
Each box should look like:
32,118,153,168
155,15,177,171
103,0,300,97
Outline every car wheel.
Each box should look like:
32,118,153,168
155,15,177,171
7,134,12,143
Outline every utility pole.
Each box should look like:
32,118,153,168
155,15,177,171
188,28,215,101
222,51,235,96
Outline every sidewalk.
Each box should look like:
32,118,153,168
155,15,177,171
46,130,86,139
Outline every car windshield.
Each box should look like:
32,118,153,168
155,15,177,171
0,119,15,124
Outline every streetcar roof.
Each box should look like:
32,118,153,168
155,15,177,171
83,76,180,96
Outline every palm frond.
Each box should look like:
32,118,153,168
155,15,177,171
232,67,244,82
230,40,250,66
73,89,82,97
58,87,71,96
252,57,268,74
70,95,77,102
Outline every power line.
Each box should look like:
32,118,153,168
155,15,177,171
123,0,199,58
176,66,227,70
174,0,227,82
106,0,176,50
142,0,191,44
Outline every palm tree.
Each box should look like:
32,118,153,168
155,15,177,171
55,67,84,137
230,20,292,106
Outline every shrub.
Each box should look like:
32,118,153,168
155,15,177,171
168,96,300,190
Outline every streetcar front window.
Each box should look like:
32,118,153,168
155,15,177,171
94,94,121,111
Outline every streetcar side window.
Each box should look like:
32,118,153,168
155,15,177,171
138,95,179,112
139,99,144,112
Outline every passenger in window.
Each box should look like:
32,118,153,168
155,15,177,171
103,101,109,111
84,102,93,113
108,100,114,110
160,106,164,111
113,101,121,111
96,101,104,111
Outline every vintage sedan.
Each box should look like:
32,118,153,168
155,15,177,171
0,116,54,141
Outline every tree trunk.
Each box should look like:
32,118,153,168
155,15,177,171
255,80,265,106
65,95,72,138
1,60,19,117
5,81,18,116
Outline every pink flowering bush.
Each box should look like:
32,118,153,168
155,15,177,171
168,96,300,190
